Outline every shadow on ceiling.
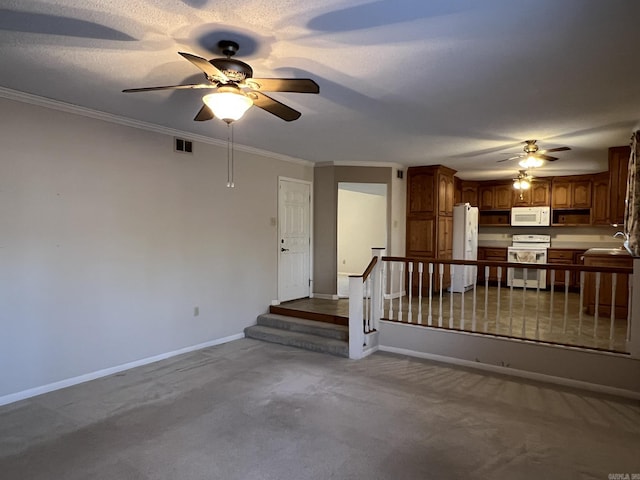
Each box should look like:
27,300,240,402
196,30,261,57
0,9,135,41
307,0,476,32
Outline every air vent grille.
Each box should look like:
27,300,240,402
175,138,193,153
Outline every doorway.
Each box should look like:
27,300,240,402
337,183,387,297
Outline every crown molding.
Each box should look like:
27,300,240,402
315,161,405,169
0,86,314,167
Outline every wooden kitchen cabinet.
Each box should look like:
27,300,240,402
479,182,512,210
438,171,455,216
512,179,550,207
551,175,593,225
609,145,631,226
406,165,457,291
547,249,578,289
591,172,610,225
583,249,632,319
460,181,478,207
551,176,592,209
478,182,511,225
477,247,508,284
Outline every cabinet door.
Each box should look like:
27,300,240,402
583,255,632,319
494,184,512,209
572,180,592,208
461,183,478,207
591,174,609,225
512,187,531,207
484,248,507,284
530,181,550,206
406,218,436,257
479,186,494,210
552,181,571,208
609,146,630,225
438,173,454,216
547,250,575,288
437,216,453,258
408,172,435,214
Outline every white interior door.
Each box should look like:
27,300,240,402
278,178,311,302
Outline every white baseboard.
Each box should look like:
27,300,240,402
312,293,340,300
378,345,640,400
0,333,245,407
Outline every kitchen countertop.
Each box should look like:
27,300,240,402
477,241,625,249
583,247,631,256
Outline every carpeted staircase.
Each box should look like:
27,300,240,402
244,313,349,357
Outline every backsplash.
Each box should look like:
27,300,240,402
478,225,623,248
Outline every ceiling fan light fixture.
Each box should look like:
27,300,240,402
513,178,529,190
519,155,544,169
203,86,253,123
513,171,533,190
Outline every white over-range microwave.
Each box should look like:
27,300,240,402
510,206,551,226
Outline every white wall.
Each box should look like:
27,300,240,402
337,184,387,274
0,97,312,399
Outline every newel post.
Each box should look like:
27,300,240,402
371,247,386,331
348,275,364,359
630,258,640,359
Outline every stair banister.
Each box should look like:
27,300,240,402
348,248,385,359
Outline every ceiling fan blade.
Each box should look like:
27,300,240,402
544,146,571,153
245,78,319,94
537,154,559,161
249,92,302,121
178,52,228,83
122,84,217,93
194,104,214,122
497,154,524,163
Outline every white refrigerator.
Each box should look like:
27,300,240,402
450,203,479,292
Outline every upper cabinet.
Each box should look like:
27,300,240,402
609,145,631,225
478,182,512,210
460,181,478,207
408,170,435,215
551,174,593,225
551,175,592,209
438,171,455,216
591,172,610,225
512,179,550,207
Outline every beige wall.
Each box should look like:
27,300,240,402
314,165,405,295
0,97,313,400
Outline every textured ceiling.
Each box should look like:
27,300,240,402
1,0,639,180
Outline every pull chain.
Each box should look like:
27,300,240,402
226,123,235,188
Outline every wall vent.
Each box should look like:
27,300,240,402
397,169,404,179
175,138,193,153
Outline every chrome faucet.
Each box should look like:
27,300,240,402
614,231,628,239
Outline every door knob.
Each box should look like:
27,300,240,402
281,248,289,252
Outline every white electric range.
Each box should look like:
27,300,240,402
507,234,551,288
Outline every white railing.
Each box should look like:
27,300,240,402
349,255,636,356
348,248,384,359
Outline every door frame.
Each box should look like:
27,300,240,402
277,176,313,303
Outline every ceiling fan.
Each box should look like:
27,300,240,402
123,40,319,123
498,140,571,168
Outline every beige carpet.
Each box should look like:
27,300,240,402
1,338,639,479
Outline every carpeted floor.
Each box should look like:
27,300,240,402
1,338,639,479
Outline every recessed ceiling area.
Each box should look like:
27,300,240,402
1,0,639,180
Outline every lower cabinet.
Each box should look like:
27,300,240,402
477,247,507,285
546,249,585,289
583,251,633,319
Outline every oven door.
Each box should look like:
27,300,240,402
507,247,547,288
